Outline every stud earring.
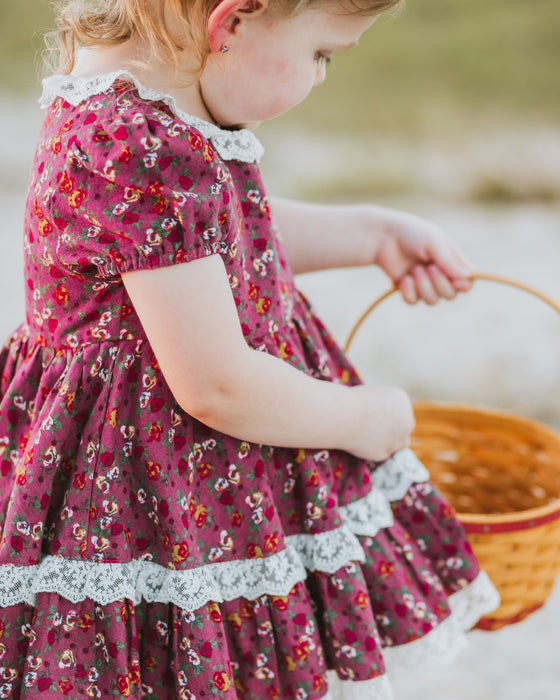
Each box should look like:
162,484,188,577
220,44,229,54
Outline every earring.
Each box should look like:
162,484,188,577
220,44,229,54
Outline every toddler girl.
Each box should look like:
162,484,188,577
0,0,500,698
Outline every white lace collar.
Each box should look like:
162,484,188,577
40,71,264,163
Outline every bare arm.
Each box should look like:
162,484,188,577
122,254,413,461
270,197,473,303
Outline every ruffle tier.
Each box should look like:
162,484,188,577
0,449,500,699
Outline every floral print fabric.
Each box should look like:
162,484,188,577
0,78,498,699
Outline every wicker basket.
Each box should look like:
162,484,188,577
344,273,560,630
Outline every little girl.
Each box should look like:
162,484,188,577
0,0,500,698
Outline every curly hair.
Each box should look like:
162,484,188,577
47,0,402,76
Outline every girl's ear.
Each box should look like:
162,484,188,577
207,0,269,53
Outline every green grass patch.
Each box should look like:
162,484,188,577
0,0,55,90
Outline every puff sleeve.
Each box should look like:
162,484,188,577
48,100,240,278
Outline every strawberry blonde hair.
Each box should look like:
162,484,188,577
48,0,401,75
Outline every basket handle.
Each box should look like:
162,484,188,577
344,272,560,353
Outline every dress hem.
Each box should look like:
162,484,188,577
324,571,500,700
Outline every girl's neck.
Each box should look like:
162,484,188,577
71,41,217,125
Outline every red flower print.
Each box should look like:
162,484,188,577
188,132,204,151
271,596,288,611
116,674,131,696
118,146,133,163
239,601,254,618
38,219,54,237
255,297,271,315
67,189,86,208
355,590,369,610
208,603,222,623
178,175,193,190
172,542,190,563
230,510,244,527
53,284,70,306
294,639,310,661
73,472,86,490
200,641,213,658
379,561,395,578
313,676,325,691
113,125,129,141
38,678,53,692
227,613,242,632
146,461,161,480
264,531,279,552
213,671,231,692
57,171,74,194
58,679,73,695
279,341,293,360
246,543,263,559
194,504,208,527
148,423,163,442
197,463,212,479
136,537,150,551
307,468,320,487
343,628,357,644
78,612,93,631
202,143,215,162
93,128,111,143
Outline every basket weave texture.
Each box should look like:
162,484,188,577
345,273,560,630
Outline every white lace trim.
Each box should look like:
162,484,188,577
384,571,500,673
325,672,395,700
40,71,264,163
0,547,307,609
0,449,432,609
340,484,395,537
325,572,500,700
288,528,365,573
371,449,430,502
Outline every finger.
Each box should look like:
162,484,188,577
426,264,457,300
412,265,439,305
452,277,474,293
427,238,473,282
399,274,418,304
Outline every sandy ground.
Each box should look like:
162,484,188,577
1,92,559,699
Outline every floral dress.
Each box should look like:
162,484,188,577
0,73,499,700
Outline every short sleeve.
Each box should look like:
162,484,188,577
48,95,240,278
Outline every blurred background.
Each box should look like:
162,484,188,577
1,1,559,698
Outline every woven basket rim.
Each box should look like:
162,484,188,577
411,400,560,524
412,400,560,441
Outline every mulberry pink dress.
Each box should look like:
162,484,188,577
0,73,499,700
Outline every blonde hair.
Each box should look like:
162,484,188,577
47,0,401,76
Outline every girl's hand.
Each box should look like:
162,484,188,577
347,385,415,462
372,210,473,304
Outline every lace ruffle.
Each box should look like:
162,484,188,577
288,528,366,573
340,484,395,537
0,547,307,609
372,449,430,502
325,672,395,700
325,572,500,700
40,71,265,163
0,449,432,609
